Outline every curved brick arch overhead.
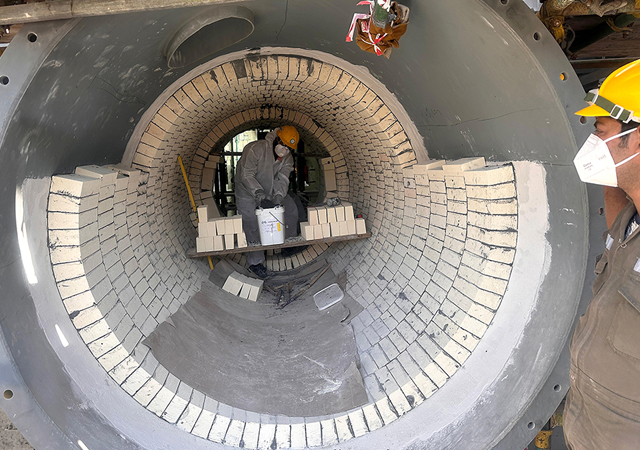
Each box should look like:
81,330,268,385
207,116,331,156
131,54,417,271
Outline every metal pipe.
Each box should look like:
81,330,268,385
0,0,235,25
570,57,639,70
570,13,636,53
538,0,640,17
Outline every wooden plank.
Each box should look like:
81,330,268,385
566,16,640,60
187,233,371,258
571,57,638,70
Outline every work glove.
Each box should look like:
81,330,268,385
272,194,284,206
260,199,276,209
254,190,266,208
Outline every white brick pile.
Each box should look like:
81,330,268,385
222,271,264,301
44,53,522,447
195,205,246,253
301,202,366,241
338,157,518,424
188,153,221,227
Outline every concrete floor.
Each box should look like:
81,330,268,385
0,409,33,450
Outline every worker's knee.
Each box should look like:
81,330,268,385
283,194,299,219
283,194,299,237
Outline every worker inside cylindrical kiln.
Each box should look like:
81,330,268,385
233,125,303,279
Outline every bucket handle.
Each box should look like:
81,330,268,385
268,211,284,225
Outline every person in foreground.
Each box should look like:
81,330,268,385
235,126,300,278
565,59,640,450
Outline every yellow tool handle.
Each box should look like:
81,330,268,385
178,155,214,270
178,155,197,213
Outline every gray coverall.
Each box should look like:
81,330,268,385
235,129,299,266
564,202,640,450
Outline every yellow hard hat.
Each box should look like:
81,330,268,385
575,59,640,124
277,126,299,151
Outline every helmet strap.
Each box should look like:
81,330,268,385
585,89,639,124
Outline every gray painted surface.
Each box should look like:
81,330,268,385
0,0,596,449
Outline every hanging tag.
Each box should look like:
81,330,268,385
346,0,375,42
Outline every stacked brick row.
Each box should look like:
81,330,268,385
195,205,247,253
321,157,338,197
222,272,264,302
301,203,366,240
191,153,221,224
48,163,211,431
336,158,517,420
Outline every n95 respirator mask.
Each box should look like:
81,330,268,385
275,144,290,158
573,127,639,187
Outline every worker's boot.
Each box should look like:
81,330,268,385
249,263,269,279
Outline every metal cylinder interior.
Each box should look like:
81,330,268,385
0,1,597,449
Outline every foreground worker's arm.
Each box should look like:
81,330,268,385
272,151,294,202
604,186,631,229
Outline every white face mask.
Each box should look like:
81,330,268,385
573,127,639,187
275,144,289,158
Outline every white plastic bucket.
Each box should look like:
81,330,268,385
255,206,285,245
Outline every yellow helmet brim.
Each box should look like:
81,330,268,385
575,103,609,118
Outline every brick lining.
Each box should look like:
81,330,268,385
45,55,519,448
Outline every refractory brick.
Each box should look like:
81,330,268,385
51,174,101,198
